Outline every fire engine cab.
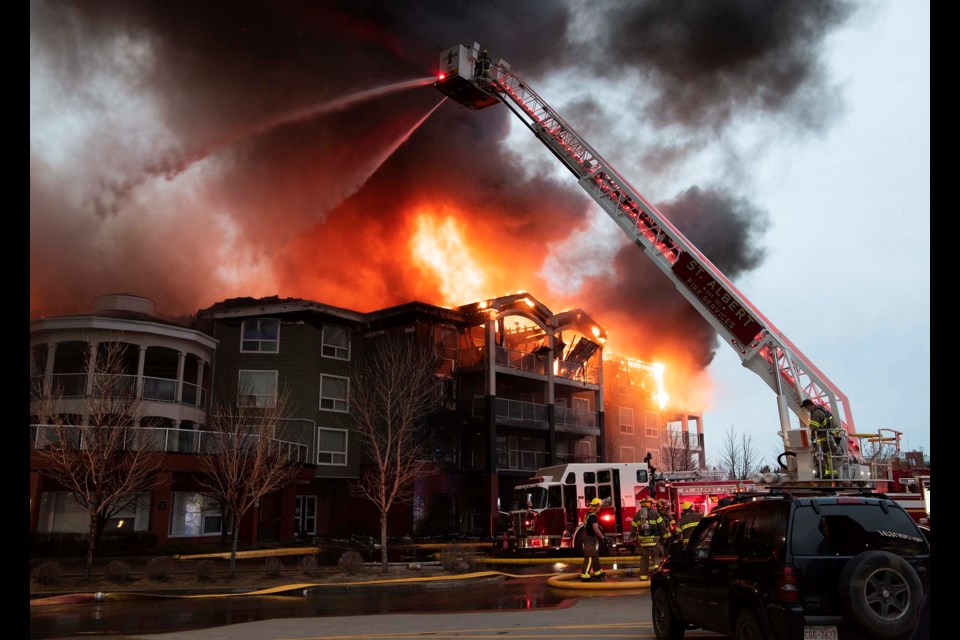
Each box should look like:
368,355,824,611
499,461,756,555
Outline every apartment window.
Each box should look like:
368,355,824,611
320,374,349,412
241,319,279,353
620,446,635,462
169,493,221,537
618,378,634,397
645,410,659,438
317,428,347,465
322,325,350,360
573,397,590,411
238,370,277,408
619,407,634,435
37,492,149,533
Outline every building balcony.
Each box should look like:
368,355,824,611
30,424,309,464
32,373,207,408
458,346,599,385
496,447,548,472
555,406,600,435
469,397,599,435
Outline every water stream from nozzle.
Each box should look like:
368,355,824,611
159,76,437,178
361,97,448,182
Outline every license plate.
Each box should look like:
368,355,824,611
804,626,838,640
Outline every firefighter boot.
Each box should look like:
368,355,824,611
591,570,606,580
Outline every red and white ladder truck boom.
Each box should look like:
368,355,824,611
434,43,891,487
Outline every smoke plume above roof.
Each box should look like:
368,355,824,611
30,0,857,386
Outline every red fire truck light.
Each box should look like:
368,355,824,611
438,73,446,80
601,514,614,522
531,538,542,547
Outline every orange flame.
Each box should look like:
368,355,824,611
410,210,489,306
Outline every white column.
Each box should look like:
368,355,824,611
176,351,186,403
136,347,147,399
43,343,57,397
484,315,496,396
85,342,99,397
195,360,205,407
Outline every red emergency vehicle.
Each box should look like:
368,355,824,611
498,462,757,555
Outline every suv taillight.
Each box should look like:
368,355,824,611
773,564,799,603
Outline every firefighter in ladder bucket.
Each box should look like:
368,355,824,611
801,398,841,478
631,496,666,578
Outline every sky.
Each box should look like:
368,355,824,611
30,0,930,466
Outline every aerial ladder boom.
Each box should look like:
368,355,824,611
435,43,876,483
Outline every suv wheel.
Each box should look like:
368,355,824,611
651,588,685,640
838,550,923,639
734,608,767,640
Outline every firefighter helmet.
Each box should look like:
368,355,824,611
639,497,653,506
589,497,603,507
682,501,693,510
657,499,669,511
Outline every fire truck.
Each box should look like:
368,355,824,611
888,469,931,527
501,461,757,555
434,44,924,541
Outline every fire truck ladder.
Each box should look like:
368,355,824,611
478,63,855,460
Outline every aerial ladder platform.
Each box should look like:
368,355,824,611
435,43,881,485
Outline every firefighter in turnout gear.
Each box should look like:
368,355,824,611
677,501,703,549
657,499,677,557
580,497,606,581
802,398,841,478
631,496,666,578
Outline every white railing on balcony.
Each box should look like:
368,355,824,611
554,452,599,464
142,376,177,402
458,347,599,384
497,447,548,471
496,398,548,426
35,373,206,408
555,359,600,384
555,406,598,431
30,425,309,463
495,346,547,375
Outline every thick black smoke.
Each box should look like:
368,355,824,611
30,0,855,376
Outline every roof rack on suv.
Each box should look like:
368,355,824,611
729,484,887,505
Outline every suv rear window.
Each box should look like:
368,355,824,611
790,502,928,556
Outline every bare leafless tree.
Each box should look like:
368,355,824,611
196,387,305,577
31,339,165,581
660,428,697,472
349,333,443,574
713,425,765,480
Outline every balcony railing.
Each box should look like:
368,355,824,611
497,447,548,471
555,359,600,384
472,398,597,433
458,347,599,384
30,425,309,463
34,373,207,408
553,452,599,464
555,406,598,431
495,346,547,375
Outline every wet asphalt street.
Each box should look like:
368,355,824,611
29,562,729,640
31,585,730,640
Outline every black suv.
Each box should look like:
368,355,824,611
650,488,930,640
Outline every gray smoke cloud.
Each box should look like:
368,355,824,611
30,0,856,374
